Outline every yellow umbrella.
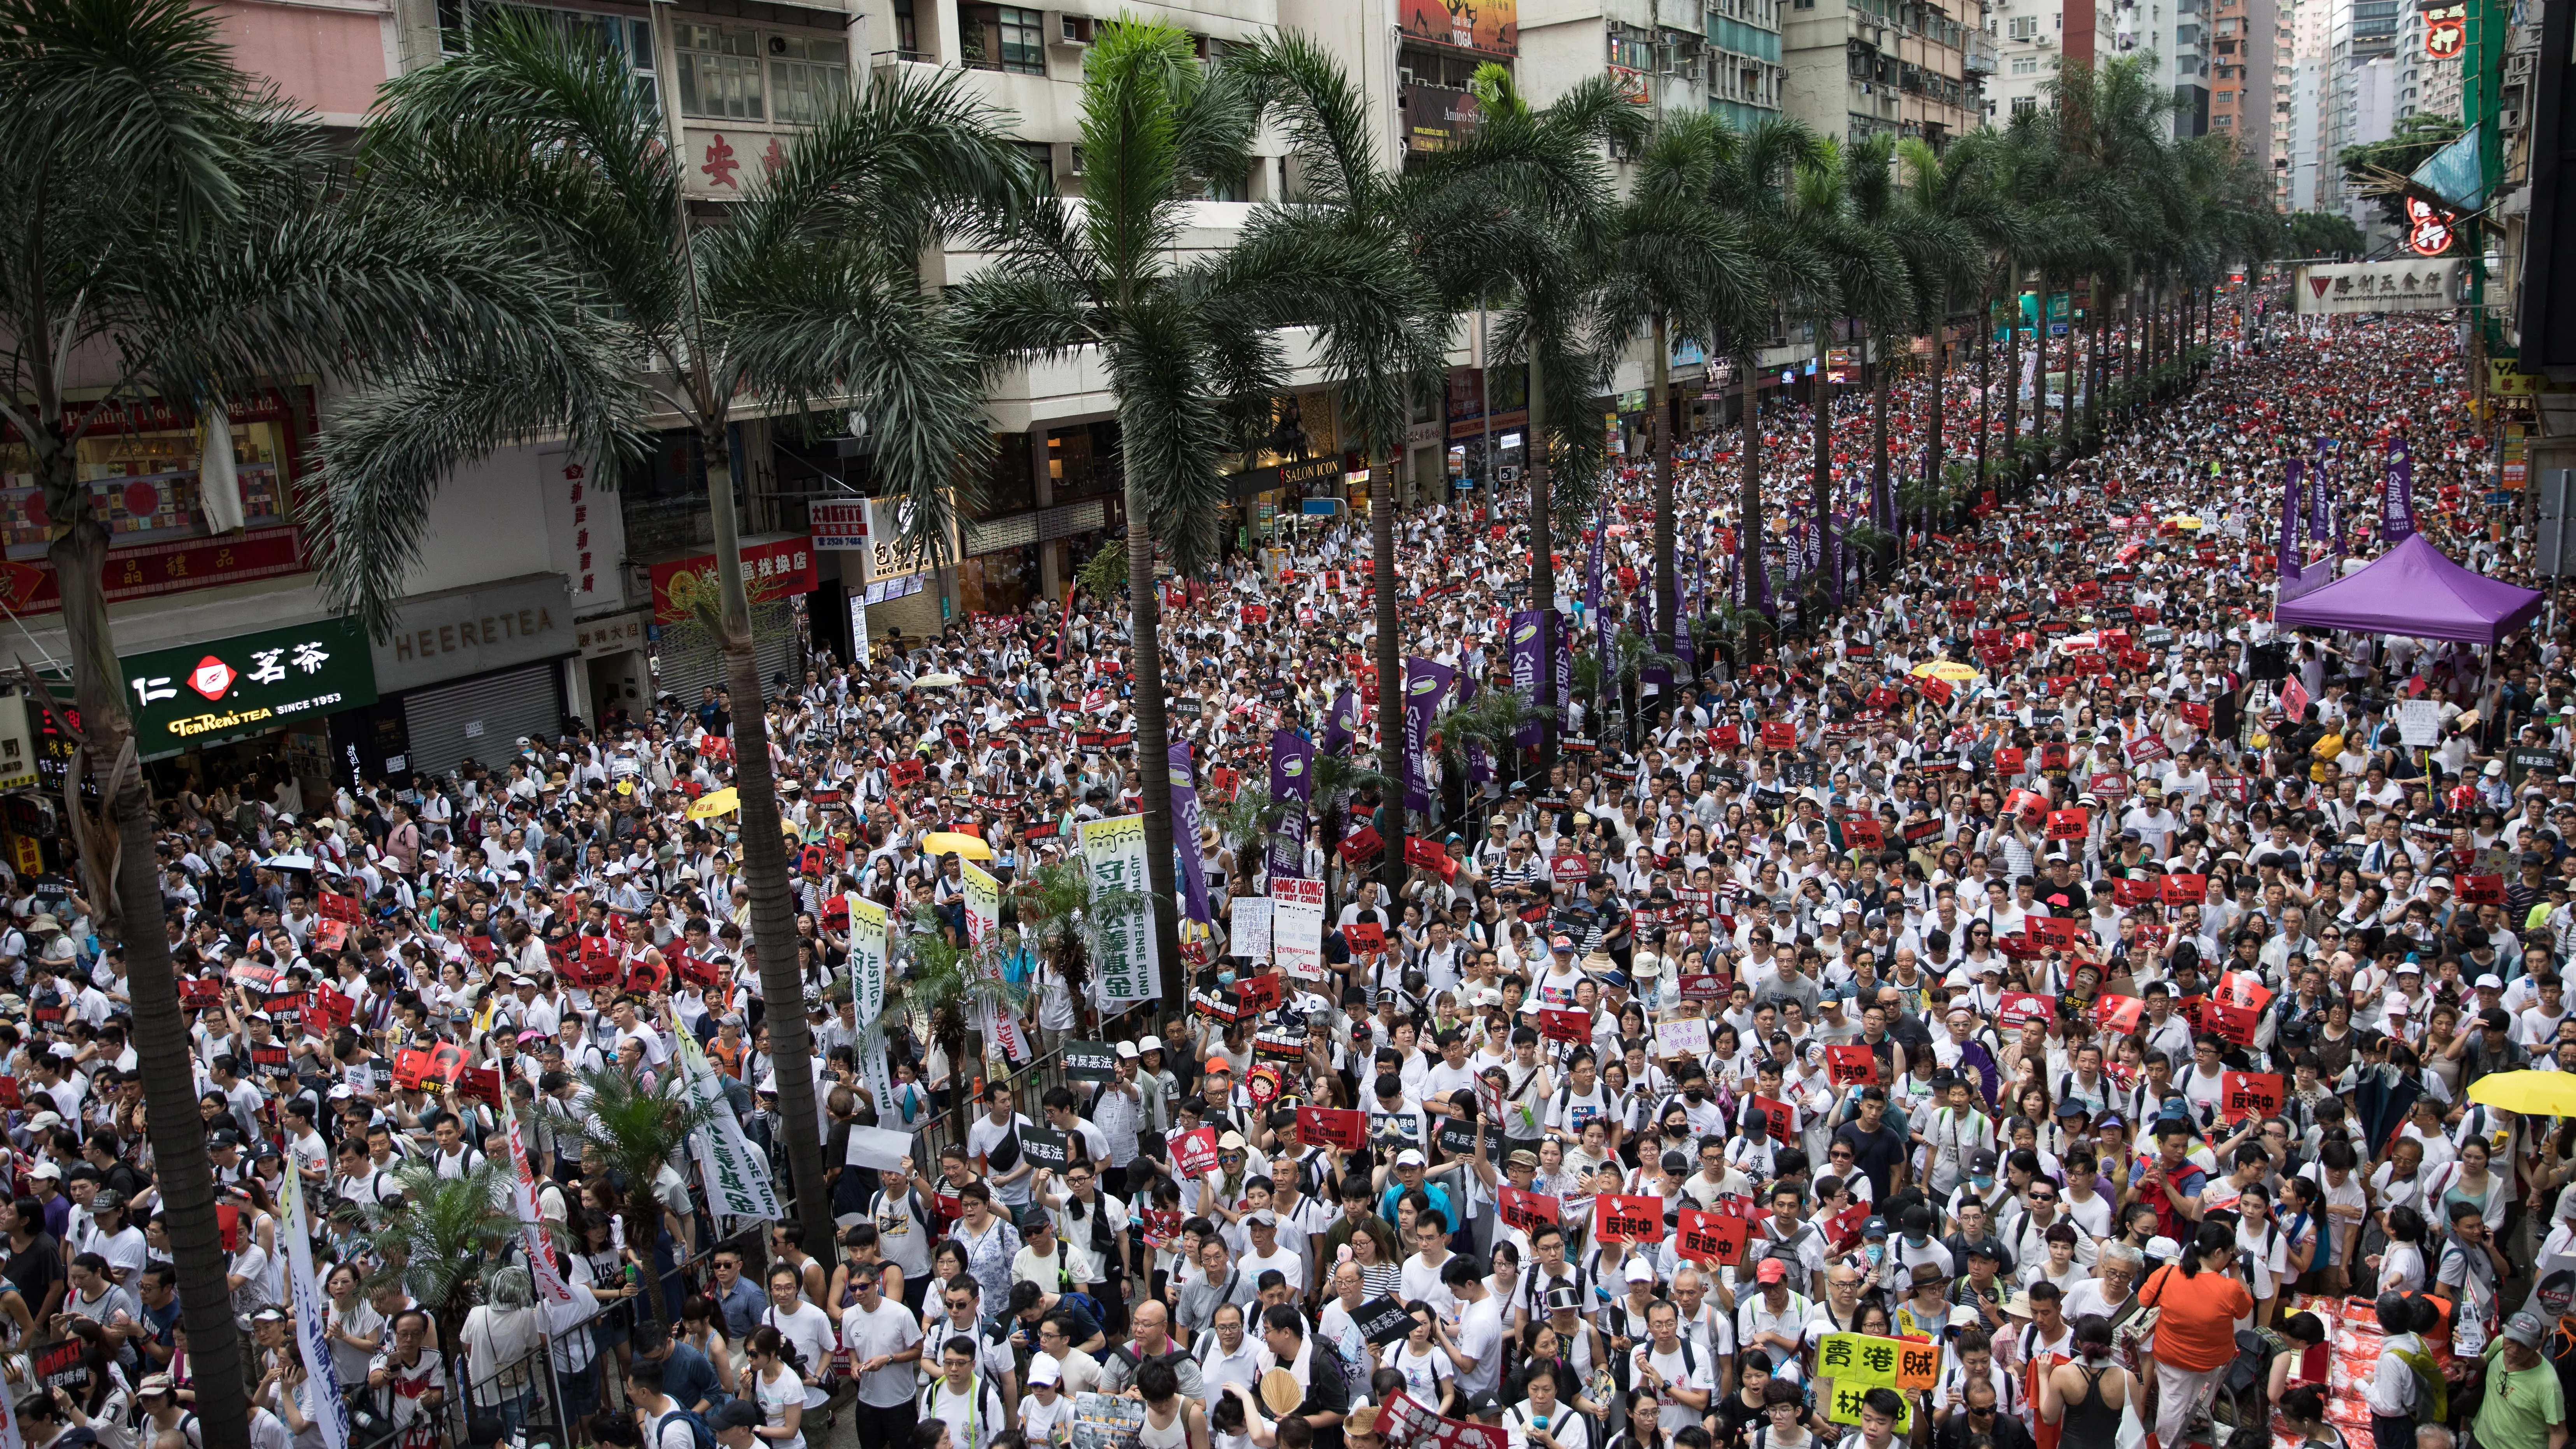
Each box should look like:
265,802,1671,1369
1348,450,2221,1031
919,831,996,861
2162,514,2204,529
686,787,740,820
1911,660,1979,681
2466,1069,2576,1116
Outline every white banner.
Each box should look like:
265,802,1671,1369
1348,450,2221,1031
1080,814,1163,1012
676,1029,784,1222
1272,878,1326,981
847,896,900,1112
2294,260,2463,315
1231,896,1273,965
279,1165,352,1449
502,1096,579,1309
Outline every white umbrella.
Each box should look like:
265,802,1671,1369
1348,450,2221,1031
264,853,317,872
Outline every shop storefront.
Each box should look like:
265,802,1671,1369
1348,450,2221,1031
1443,366,1528,511
356,574,579,781
116,617,378,807
575,609,651,730
0,387,319,616
645,533,814,703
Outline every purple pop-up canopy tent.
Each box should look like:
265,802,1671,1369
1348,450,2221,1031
2272,533,2544,644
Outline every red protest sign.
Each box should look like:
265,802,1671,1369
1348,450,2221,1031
2220,1071,2284,1123
318,891,363,925
455,1067,505,1107
1297,1107,1366,1150
2093,995,2145,1034
1750,1095,1794,1142
1235,972,1284,1013
1845,818,1884,849
1499,1186,1561,1233
1759,721,1797,749
1172,1127,1220,1178
1593,1193,1666,1243
2031,915,2083,951
1824,1200,1873,1253
2455,874,2506,905
393,1048,436,1091
2111,877,2156,907
1342,922,1387,957
1995,747,2027,774
1676,973,1729,1003
178,978,223,1009
312,918,349,954
2040,742,2072,772
2160,874,2208,905
306,988,356,1034
0,1078,20,1110
1538,1009,1589,1044
891,758,925,788
2046,808,2090,841
1336,825,1385,862
1675,1207,1750,1266
563,936,621,989
2215,970,2274,1013
1998,992,2055,1030
622,958,669,996
2201,997,2260,1046
1825,1044,1878,1086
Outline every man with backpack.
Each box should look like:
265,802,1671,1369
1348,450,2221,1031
630,1360,716,1449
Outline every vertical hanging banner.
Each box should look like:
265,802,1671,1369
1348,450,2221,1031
1554,608,1574,729
2383,437,2415,542
1320,686,1360,758
1736,521,1773,617
1510,609,1552,750
1268,728,1317,882
1272,877,1327,981
1402,656,1455,812
2278,459,2304,575
676,1026,786,1221
849,889,910,1099
2308,440,2334,541
1080,813,1163,1014
1169,741,1211,926
502,1097,579,1309
279,1163,352,1449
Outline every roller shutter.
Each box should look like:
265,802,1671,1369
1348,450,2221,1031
649,604,807,706
399,660,566,779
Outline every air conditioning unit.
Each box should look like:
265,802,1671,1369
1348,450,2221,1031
1052,140,1086,176
1048,11,1092,47
2500,105,2525,131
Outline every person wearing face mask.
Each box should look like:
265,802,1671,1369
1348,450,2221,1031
1887,1204,1956,1290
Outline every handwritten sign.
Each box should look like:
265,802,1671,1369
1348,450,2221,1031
1654,1016,1712,1059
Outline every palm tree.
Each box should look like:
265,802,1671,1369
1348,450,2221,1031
1788,136,1911,611
560,1064,729,1324
1407,64,1643,742
318,12,1031,1253
1233,34,1449,893
1895,132,2019,545
960,19,1298,959
898,902,1026,1138
344,1161,524,1352
0,2,638,1431
1604,114,1759,668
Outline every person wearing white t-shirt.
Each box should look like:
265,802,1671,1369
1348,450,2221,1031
1236,1213,1304,1305
1016,1361,1075,1445
1439,1258,1506,1397
1632,1299,1716,1418
758,1265,835,1410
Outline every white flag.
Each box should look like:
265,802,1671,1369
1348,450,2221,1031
675,1027,784,1222
502,1096,579,1309
279,1166,352,1449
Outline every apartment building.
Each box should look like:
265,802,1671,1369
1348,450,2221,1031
2208,0,2276,142
2321,0,2403,210
1781,0,1996,144
1983,0,2117,119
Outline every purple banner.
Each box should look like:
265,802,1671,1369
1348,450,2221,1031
2308,440,2334,542
1457,678,1492,784
1827,512,1847,610
2279,458,2303,576
1266,728,1315,882
2383,437,2415,543
1169,740,1210,925
1320,685,1359,758
1402,657,1455,813
1555,610,1573,730
1736,519,1772,618
1510,609,1550,750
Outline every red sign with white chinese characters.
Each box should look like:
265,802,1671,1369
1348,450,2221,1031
648,535,817,623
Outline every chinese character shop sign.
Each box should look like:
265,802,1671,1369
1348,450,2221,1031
647,535,817,624
122,618,377,755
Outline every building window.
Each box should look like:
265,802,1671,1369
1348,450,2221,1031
769,35,849,123
1610,33,1657,68
440,2,657,102
2013,94,2038,112
2011,54,2039,70
962,4,1046,74
677,24,763,119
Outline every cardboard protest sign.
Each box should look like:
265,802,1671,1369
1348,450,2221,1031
1353,1296,1416,1346
1593,1193,1666,1243
1171,1126,1219,1178
2456,874,2506,905
2201,997,2261,1046
2160,874,2208,905
1675,1207,1750,1267
1750,1095,1794,1142
2046,808,2089,841
1499,1186,1561,1233
1676,973,1729,1003
1654,1016,1712,1059
1825,1044,1878,1086
1997,992,2054,1030
2221,1071,2284,1123
1063,1042,1119,1081
1235,974,1284,1014
2214,971,2274,1013
2031,916,2083,951
2093,995,2145,1034
1019,1128,1073,1171
1298,1106,1366,1150
1538,1009,1590,1044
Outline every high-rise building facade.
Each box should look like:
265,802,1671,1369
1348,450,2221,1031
1781,0,1995,144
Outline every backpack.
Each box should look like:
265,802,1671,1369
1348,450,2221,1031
652,1406,720,1449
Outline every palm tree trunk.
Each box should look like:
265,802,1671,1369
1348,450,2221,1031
1923,314,1946,531
1976,296,1992,490
1651,314,1677,657
44,476,251,1449
1119,483,1183,965
1527,354,1556,749
1811,325,1832,612
1738,354,1764,663
1373,440,1403,894
2002,272,2022,472
703,432,836,1255
1869,330,1891,563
